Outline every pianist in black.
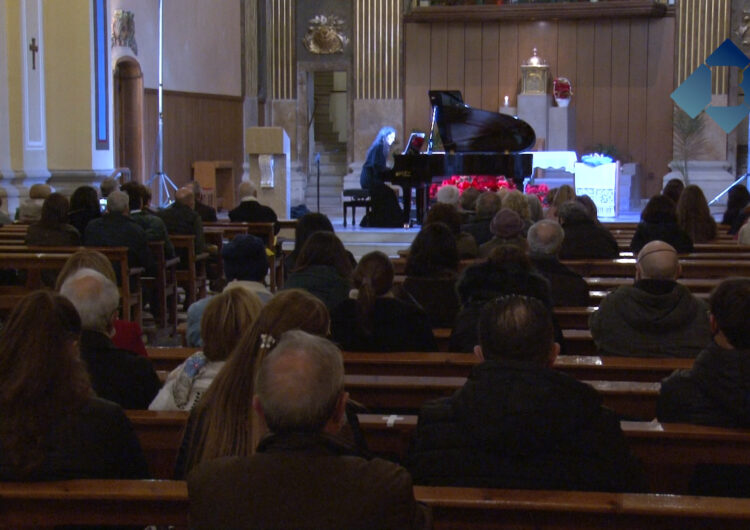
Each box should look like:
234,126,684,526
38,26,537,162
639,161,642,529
360,126,404,227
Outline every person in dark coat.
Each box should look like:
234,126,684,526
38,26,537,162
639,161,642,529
59,268,161,410
0,291,149,482
158,187,208,254
630,194,693,254
331,251,436,352
121,181,175,259
68,185,102,236
461,192,502,245
557,200,620,259
407,295,646,492
359,126,404,227
658,278,750,497
192,181,218,222
84,191,156,276
24,192,81,246
228,181,279,234
590,240,711,358
450,243,561,353
528,219,590,307
188,330,429,529
723,185,750,233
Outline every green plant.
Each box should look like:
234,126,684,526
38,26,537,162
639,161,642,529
673,106,708,182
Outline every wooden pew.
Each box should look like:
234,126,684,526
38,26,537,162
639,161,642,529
143,240,180,333
6,480,750,529
127,410,186,479
170,235,209,308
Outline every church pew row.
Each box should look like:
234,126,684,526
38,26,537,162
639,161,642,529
5,480,750,530
0,248,142,324
146,347,692,382
123,410,750,496
169,235,209,308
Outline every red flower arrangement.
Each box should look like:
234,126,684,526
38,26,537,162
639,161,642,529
429,175,549,203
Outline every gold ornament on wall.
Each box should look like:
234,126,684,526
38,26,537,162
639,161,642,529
303,14,348,55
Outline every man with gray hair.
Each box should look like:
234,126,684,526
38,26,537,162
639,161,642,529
188,330,429,529
461,191,502,245
528,220,590,307
60,268,160,409
228,180,279,233
84,190,155,275
590,240,712,357
191,181,217,223
157,187,207,254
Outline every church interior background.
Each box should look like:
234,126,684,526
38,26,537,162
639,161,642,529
0,0,747,219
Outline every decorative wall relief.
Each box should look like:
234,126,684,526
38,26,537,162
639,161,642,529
303,15,348,54
111,9,138,55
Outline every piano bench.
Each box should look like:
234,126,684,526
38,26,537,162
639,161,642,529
342,189,372,227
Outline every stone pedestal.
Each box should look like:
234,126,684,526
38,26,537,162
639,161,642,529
620,163,644,211
549,106,575,151
575,162,620,218
518,94,552,148
246,127,291,218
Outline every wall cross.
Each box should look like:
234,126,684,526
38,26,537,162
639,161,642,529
29,38,38,70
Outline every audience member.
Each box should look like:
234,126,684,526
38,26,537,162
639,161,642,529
0,196,12,225
283,231,352,312
723,184,750,233
662,178,685,205
188,330,429,529
158,187,207,255
524,193,543,222
450,244,555,353
528,220,590,307
478,208,526,258
178,289,330,477
68,185,101,235
186,234,272,347
16,183,51,222
192,181,218,222
458,187,480,221
408,295,645,492
740,220,750,245
435,184,460,208
558,201,619,259
59,268,161,409
403,222,460,327
657,278,750,497
121,181,175,258
55,249,148,357
330,251,436,352
84,190,156,275
284,212,345,277
99,177,118,198
24,192,81,246
630,194,693,254
502,189,533,235
658,278,750,425
0,291,148,481
590,240,711,357
575,194,599,222
677,184,717,243
424,202,477,258
141,184,157,214
151,288,263,411
544,184,575,220
229,181,279,233
461,191,501,245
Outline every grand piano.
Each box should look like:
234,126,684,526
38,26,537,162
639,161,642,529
387,90,536,224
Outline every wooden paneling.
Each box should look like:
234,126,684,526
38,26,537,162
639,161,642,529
144,90,243,198
404,15,675,197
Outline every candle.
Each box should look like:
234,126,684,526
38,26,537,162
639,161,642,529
504,95,509,107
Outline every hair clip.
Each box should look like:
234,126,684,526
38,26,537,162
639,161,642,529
260,333,276,350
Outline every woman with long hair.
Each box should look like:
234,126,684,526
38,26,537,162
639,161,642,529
677,184,717,243
360,126,396,191
723,185,750,234
330,251,436,352
0,291,148,480
360,126,405,226
283,231,353,312
150,288,263,411
68,185,101,236
631,194,693,253
177,289,330,477
403,222,461,327
24,193,81,246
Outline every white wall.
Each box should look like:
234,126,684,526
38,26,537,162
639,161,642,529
0,1,12,171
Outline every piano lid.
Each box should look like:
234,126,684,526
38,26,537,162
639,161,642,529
428,90,536,154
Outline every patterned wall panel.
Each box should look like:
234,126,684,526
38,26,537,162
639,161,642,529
355,0,403,99
268,0,295,99
676,0,730,94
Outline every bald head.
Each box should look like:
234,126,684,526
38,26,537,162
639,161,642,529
527,220,564,256
636,240,680,281
175,187,195,208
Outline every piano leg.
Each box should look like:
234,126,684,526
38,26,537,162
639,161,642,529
400,185,413,224
416,184,429,226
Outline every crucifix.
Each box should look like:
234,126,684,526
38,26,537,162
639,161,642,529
29,38,38,70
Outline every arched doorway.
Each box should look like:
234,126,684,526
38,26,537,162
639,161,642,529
113,58,145,184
